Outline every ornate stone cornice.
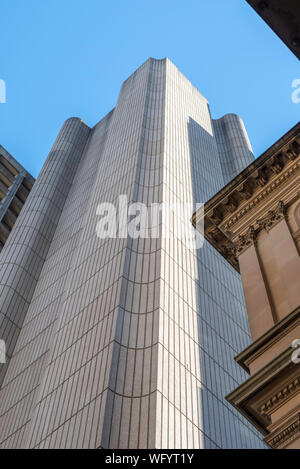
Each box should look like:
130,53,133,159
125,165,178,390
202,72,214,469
233,225,257,257
223,164,298,231
260,377,300,417
264,413,300,449
293,228,300,242
235,305,300,374
226,347,300,439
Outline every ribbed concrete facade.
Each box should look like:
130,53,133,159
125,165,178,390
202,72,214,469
0,58,264,448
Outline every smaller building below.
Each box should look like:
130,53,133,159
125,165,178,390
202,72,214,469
0,145,34,251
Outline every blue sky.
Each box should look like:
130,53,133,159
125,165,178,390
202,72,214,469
1,0,299,177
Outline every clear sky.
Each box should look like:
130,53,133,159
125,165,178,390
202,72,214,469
1,0,299,177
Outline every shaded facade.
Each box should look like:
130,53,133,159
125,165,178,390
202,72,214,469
0,145,34,251
0,58,264,448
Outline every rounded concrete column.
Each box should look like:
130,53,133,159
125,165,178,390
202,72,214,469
0,117,90,388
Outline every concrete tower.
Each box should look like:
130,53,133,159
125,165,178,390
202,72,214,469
0,58,264,448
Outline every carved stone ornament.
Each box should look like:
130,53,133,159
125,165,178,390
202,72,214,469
270,156,283,175
256,200,287,233
265,413,300,449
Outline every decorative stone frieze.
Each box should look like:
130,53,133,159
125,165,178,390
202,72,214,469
234,225,257,256
256,200,287,233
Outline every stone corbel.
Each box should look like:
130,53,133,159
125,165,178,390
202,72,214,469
264,413,300,449
223,196,237,214
270,155,283,175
